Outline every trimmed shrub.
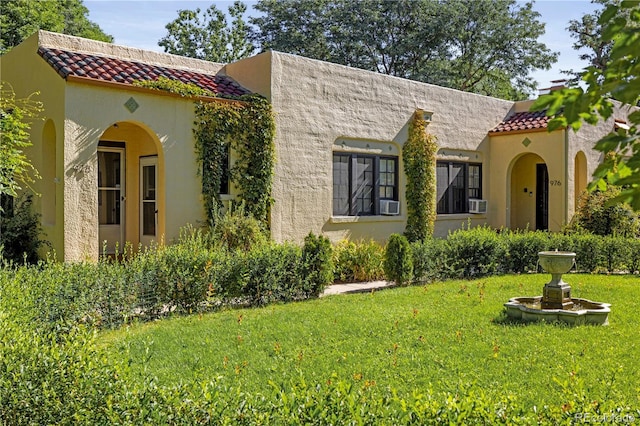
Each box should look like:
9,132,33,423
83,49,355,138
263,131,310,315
384,234,413,286
601,236,630,273
301,232,334,296
411,237,446,283
444,225,507,278
504,230,549,274
571,233,602,273
332,239,385,282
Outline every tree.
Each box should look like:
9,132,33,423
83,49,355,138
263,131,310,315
159,1,254,63
0,82,42,199
531,2,640,210
0,0,112,54
251,0,557,99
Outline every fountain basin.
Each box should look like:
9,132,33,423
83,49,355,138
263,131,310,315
504,296,611,325
538,251,576,275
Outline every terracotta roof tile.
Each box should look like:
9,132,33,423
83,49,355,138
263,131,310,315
489,110,552,135
38,46,250,98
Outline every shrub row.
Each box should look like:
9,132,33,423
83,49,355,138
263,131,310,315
409,227,640,282
1,230,332,330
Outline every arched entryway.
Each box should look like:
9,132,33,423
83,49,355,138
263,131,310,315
509,153,548,231
97,121,163,254
574,151,588,210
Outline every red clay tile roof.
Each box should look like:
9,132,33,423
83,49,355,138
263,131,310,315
489,110,553,135
38,46,249,98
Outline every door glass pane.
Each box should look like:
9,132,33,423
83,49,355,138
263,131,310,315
143,165,156,201
142,202,156,236
98,151,121,188
98,189,120,225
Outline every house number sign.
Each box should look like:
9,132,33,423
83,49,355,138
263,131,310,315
550,180,562,186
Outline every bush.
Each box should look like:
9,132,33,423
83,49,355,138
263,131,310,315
570,233,602,273
211,204,268,251
443,225,507,279
332,239,385,282
301,232,334,296
503,230,549,274
384,234,413,286
0,193,48,264
601,236,630,273
569,188,640,237
411,238,446,283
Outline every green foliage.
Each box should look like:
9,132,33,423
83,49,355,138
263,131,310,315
410,237,446,283
531,2,640,209
332,239,386,282
403,110,437,242
0,193,47,264
301,232,334,296
0,82,42,199
252,0,557,99
502,229,549,273
384,234,413,286
159,1,254,62
194,95,276,226
568,187,640,237
211,204,268,252
133,76,214,97
443,225,508,278
0,0,112,54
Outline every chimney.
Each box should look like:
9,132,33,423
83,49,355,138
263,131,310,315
538,79,568,96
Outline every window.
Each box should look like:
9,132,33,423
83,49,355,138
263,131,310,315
333,153,398,216
436,162,482,214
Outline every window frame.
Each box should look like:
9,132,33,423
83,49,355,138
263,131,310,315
332,152,399,216
436,161,482,214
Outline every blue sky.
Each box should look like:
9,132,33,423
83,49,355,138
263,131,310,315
84,0,601,95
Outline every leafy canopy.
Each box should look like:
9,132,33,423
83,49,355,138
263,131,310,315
532,1,640,209
251,0,557,100
159,1,254,63
0,0,112,53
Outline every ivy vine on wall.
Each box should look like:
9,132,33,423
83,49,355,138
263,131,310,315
134,77,276,227
403,109,438,242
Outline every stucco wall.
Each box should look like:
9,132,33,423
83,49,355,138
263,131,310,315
227,52,515,243
489,130,567,231
63,83,202,260
0,32,67,257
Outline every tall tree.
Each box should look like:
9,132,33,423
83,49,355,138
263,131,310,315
532,2,640,209
251,0,557,100
159,1,254,63
0,0,112,54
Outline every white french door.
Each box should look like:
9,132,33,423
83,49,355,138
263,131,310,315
140,156,158,246
98,147,125,254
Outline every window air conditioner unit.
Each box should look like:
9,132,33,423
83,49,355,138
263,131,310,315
380,200,400,215
469,199,488,214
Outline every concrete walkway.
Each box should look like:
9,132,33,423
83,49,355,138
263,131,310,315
321,281,395,297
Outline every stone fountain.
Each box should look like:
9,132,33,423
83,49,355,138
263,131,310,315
504,250,611,325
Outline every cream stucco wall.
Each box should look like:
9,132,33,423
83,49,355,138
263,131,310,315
1,32,67,257
489,129,567,231
226,51,515,243
63,82,203,259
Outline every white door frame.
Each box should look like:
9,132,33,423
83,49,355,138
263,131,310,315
98,146,125,254
139,155,158,246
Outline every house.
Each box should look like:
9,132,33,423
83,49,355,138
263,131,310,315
0,31,630,261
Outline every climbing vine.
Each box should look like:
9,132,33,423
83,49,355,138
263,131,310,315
403,110,438,242
135,78,275,227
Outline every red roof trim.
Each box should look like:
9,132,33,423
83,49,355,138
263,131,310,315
38,46,250,98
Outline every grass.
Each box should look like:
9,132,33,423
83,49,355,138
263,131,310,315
101,274,640,410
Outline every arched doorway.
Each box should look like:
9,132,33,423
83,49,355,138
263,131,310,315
509,153,548,230
574,151,588,210
97,121,163,254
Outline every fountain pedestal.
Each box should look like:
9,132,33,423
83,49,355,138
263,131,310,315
542,279,573,309
539,251,575,310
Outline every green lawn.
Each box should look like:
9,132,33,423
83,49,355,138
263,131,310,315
101,274,639,410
